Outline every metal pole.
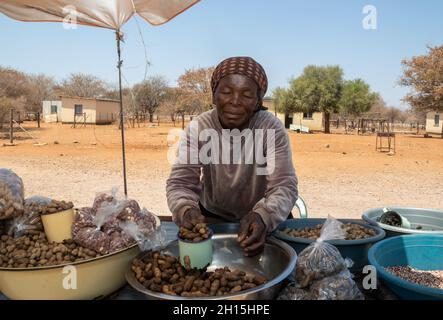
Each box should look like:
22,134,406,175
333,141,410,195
182,112,185,130
116,30,128,196
10,109,13,144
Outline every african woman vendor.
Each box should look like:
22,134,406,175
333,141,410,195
166,56,298,256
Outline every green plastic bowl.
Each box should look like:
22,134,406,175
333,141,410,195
178,229,213,269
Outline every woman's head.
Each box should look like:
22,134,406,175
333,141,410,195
211,57,268,130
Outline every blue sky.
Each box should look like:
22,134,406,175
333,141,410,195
1,0,442,109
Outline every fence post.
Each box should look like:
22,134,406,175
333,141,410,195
37,112,40,128
10,109,14,144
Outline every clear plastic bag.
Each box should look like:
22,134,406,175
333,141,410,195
119,209,169,252
295,216,349,288
279,270,364,300
92,187,119,212
74,227,112,254
5,196,51,237
72,207,96,237
309,270,364,300
0,169,24,220
73,190,164,254
277,284,311,300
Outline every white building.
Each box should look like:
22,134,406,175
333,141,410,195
42,96,120,124
426,111,442,135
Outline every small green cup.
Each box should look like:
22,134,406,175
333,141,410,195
178,229,213,269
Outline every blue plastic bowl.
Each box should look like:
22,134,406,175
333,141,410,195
363,207,443,238
274,219,385,272
368,235,443,300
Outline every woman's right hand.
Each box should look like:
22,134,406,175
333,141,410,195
182,207,205,229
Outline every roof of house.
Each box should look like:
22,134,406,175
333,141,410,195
59,95,120,103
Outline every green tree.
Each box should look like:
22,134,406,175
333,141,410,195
273,87,291,113
339,79,378,118
286,65,344,133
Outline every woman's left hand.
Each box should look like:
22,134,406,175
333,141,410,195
237,212,266,257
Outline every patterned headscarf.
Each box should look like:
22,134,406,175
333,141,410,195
211,56,268,100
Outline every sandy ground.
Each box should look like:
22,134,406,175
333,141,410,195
1,122,442,219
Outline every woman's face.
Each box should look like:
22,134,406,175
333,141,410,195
213,74,260,130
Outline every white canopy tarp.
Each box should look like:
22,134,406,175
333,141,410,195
0,0,200,29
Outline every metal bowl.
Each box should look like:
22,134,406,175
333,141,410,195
126,234,297,300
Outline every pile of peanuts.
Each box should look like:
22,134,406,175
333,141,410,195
0,169,24,220
38,200,74,215
131,251,267,297
178,223,211,243
0,232,102,268
282,223,376,240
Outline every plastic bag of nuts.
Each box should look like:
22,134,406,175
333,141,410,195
278,270,364,300
5,196,51,237
309,270,364,300
295,216,350,288
277,284,311,300
72,192,160,254
120,213,168,252
0,169,24,220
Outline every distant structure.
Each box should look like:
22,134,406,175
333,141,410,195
42,96,120,125
263,97,324,131
425,111,442,135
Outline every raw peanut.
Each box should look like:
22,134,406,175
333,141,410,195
231,285,242,293
242,283,256,290
184,276,196,291
184,255,191,271
154,267,161,278
162,285,177,296
226,273,241,281
177,266,185,277
181,291,205,297
149,283,162,292
253,275,267,286
169,274,180,283
210,279,220,295
228,280,243,288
